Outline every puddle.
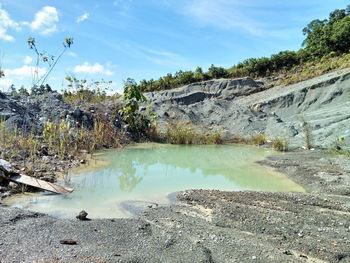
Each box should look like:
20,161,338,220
5,143,304,218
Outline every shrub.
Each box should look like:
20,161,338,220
249,134,267,146
200,130,223,144
165,124,197,145
272,138,289,152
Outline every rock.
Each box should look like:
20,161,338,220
40,144,49,156
282,250,293,256
115,119,122,129
59,239,77,245
41,156,50,163
72,108,82,119
1,191,10,199
0,91,6,99
0,159,13,172
76,210,88,221
8,182,21,194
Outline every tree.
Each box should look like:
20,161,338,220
31,84,52,95
328,9,347,24
207,64,228,79
302,20,332,57
18,86,29,96
330,16,350,53
119,78,150,132
194,66,204,81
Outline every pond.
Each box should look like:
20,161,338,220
5,143,304,218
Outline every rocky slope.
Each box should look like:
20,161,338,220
0,92,107,133
146,68,350,149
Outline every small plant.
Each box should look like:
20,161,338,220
119,78,151,132
64,76,113,102
27,37,73,88
230,135,247,144
330,137,350,157
166,124,197,144
249,133,267,146
272,138,289,152
200,130,223,144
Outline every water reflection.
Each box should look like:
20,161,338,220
5,143,305,218
101,144,287,191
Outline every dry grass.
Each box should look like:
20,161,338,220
0,117,122,165
272,138,289,152
158,122,224,145
275,53,350,87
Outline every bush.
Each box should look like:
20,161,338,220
272,138,289,152
165,124,197,145
249,134,267,146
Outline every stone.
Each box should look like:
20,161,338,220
60,239,77,245
76,210,88,221
0,159,13,172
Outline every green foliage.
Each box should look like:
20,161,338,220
302,6,350,57
330,137,350,157
207,64,228,79
18,86,29,96
119,78,151,132
63,76,113,102
31,84,52,95
136,65,226,92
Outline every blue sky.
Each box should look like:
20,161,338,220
0,0,349,93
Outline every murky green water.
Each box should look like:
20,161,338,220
5,143,304,218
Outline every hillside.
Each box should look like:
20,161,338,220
146,67,350,150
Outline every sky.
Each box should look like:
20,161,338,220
0,0,349,93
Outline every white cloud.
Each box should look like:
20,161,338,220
23,56,33,65
76,12,89,23
0,77,13,91
4,65,46,79
0,8,20,41
73,62,114,76
26,6,59,35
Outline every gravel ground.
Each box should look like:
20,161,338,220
1,150,350,263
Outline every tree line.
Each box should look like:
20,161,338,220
136,5,350,92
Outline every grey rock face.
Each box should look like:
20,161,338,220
147,68,350,149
